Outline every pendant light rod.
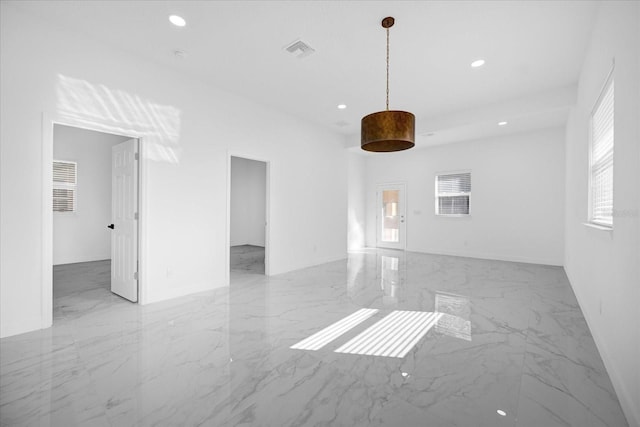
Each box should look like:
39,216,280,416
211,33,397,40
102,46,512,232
382,16,394,111
386,26,390,110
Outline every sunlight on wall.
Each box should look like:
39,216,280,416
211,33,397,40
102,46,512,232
347,208,364,250
56,75,182,163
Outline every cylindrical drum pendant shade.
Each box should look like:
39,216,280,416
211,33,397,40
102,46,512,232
361,110,415,152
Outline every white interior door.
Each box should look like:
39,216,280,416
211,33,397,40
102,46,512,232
110,139,138,302
376,183,406,250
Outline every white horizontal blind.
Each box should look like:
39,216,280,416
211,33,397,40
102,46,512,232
436,172,471,215
53,160,77,212
590,77,614,227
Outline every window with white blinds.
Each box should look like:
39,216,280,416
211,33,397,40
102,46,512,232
436,172,471,216
53,160,77,212
589,76,614,227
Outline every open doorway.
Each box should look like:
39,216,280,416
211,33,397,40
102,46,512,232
52,124,140,321
229,156,268,279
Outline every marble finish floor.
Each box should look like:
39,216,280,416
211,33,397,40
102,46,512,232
230,245,265,275
0,250,629,426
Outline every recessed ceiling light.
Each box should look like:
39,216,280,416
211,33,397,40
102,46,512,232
337,104,347,110
471,59,485,68
497,409,507,416
169,15,186,27
498,121,508,126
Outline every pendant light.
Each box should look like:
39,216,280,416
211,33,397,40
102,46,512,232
361,17,415,152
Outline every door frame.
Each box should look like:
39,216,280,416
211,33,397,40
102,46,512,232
226,152,271,282
42,113,147,329
375,182,407,250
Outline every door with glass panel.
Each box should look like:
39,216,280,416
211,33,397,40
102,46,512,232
376,184,406,250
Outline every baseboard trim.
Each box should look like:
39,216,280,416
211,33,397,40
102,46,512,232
269,254,347,276
53,256,111,266
407,247,563,266
142,281,227,306
0,317,43,339
564,267,640,427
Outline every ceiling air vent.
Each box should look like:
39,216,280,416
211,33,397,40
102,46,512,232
284,39,315,59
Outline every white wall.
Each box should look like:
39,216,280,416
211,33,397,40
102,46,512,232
230,157,266,247
0,5,347,338
564,2,640,426
53,125,129,265
347,152,366,250
364,127,565,265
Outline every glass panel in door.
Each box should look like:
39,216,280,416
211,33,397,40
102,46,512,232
376,184,406,250
382,190,400,243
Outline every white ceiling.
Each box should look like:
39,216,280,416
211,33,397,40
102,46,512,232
12,0,598,148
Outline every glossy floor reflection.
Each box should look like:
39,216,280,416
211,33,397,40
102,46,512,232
0,250,629,426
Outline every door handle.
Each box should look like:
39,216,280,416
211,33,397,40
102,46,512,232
107,224,115,229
